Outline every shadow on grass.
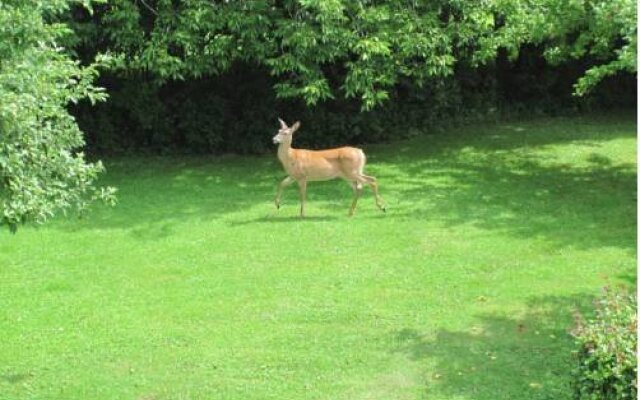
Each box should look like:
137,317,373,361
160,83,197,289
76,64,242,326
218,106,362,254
386,157,635,250
228,214,339,226
392,293,598,399
58,114,635,251
616,272,638,287
1,373,32,384
369,115,637,251
55,156,279,237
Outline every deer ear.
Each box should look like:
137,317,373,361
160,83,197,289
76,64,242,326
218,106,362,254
278,118,288,129
291,121,301,131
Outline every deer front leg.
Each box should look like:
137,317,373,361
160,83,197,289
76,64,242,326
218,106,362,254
297,180,307,217
275,176,294,210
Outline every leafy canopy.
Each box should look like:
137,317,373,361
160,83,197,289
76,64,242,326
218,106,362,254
87,0,636,109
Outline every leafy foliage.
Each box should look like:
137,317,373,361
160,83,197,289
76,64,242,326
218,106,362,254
572,288,638,400
75,53,635,156
0,0,115,232
70,0,635,156
77,0,635,110
517,0,637,96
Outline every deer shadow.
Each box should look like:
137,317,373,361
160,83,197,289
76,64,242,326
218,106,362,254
228,214,339,226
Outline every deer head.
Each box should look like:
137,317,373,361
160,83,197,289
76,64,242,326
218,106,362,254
272,118,301,144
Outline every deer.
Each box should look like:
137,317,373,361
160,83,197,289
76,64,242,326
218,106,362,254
272,118,386,217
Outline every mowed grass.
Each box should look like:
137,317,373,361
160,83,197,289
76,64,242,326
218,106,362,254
0,113,636,400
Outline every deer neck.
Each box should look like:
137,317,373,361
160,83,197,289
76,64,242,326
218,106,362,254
277,139,295,165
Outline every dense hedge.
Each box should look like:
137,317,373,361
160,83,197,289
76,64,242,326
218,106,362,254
68,0,636,155
572,289,638,400
74,49,636,155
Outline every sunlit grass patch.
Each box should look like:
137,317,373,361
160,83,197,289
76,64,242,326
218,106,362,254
0,113,635,400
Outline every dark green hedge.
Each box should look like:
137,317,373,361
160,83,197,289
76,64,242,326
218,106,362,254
73,49,636,155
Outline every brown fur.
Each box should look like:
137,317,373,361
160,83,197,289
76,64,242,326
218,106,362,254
273,119,385,217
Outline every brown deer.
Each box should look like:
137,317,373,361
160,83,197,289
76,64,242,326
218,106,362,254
272,118,386,217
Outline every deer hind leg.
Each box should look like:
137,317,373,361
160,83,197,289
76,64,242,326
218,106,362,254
297,180,307,218
349,181,364,216
275,176,295,210
360,174,386,212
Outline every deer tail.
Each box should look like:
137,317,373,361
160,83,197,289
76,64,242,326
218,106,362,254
358,149,367,175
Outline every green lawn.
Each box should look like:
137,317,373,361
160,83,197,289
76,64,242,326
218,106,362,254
1,113,636,400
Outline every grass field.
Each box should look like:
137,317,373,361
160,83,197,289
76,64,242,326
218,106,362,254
0,113,636,400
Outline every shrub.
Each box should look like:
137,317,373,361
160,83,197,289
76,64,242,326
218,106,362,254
0,0,115,231
572,288,637,400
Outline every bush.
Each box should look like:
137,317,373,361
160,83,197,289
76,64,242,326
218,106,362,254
0,0,114,231
572,288,637,400
76,55,633,156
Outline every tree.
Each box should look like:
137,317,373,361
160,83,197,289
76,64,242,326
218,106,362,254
0,0,115,232
83,0,635,109
494,0,637,96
